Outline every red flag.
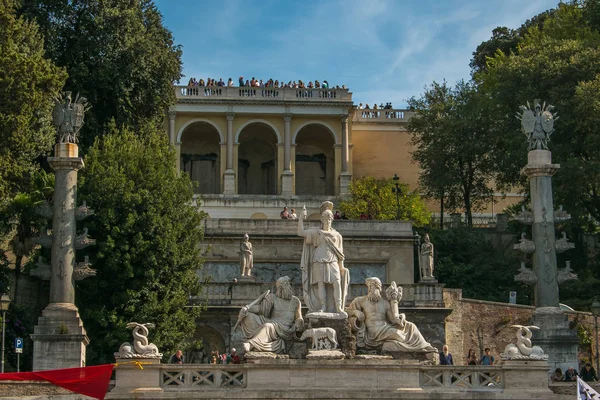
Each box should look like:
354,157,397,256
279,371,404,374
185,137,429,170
0,364,114,400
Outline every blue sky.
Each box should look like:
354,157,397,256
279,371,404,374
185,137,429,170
156,0,558,108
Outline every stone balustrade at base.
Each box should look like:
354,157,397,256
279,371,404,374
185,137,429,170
106,359,556,399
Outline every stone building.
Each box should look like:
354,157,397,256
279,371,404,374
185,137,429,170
166,84,521,358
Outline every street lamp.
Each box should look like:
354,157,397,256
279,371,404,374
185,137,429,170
0,294,11,373
392,174,401,220
591,300,600,375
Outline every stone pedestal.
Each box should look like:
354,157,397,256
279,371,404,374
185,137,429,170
223,169,236,195
502,360,556,398
307,314,355,358
112,357,162,393
31,303,89,371
338,172,352,196
281,171,293,197
530,307,579,373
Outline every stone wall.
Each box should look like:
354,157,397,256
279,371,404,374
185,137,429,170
444,288,599,371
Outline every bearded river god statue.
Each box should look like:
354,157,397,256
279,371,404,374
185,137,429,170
347,277,437,353
297,201,350,316
236,276,304,353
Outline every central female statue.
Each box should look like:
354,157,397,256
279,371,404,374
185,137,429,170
297,201,349,314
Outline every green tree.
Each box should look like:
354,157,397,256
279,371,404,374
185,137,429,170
0,170,54,303
78,124,205,364
408,81,496,227
430,227,524,303
18,0,183,149
339,176,431,227
0,0,66,203
476,2,600,231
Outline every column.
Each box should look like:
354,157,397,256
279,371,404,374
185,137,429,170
341,114,349,173
339,114,352,195
522,150,560,308
281,113,293,197
168,109,177,144
223,112,236,195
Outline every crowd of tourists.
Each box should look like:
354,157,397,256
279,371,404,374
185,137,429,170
186,76,347,90
551,363,598,383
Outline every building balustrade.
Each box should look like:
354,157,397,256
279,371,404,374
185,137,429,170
353,109,415,123
161,365,246,389
175,85,352,102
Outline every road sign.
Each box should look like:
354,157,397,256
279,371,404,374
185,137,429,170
15,338,23,354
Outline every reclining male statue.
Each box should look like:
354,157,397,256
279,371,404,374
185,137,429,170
237,276,304,353
347,277,437,353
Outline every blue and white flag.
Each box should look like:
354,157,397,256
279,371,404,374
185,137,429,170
577,377,600,400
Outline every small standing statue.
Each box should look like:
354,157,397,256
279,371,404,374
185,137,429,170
420,233,435,281
240,233,253,277
517,99,558,151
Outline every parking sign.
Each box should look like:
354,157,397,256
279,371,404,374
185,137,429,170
15,338,23,354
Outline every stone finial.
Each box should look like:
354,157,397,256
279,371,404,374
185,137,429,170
75,201,95,221
554,205,571,223
74,227,96,250
513,206,533,225
516,100,558,151
513,232,535,254
501,325,548,360
514,262,537,285
555,232,575,254
114,322,162,359
557,261,578,284
74,256,97,281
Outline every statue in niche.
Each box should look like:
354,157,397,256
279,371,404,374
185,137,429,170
297,201,349,315
347,278,437,353
420,234,435,280
240,233,253,277
237,276,304,353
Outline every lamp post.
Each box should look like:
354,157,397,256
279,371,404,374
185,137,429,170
0,294,11,373
392,174,401,220
591,300,600,375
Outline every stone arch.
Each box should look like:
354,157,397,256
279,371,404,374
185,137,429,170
250,212,268,219
176,118,224,143
294,123,336,195
237,122,279,195
180,121,222,194
292,120,338,145
192,325,226,363
235,119,282,144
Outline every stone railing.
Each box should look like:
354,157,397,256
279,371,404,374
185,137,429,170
175,86,352,102
420,366,504,389
108,360,553,399
161,365,246,389
353,109,415,123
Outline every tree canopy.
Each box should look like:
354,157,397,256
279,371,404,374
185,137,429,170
407,81,496,227
0,0,65,204
476,1,600,231
18,0,183,149
77,124,205,364
339,176,431,227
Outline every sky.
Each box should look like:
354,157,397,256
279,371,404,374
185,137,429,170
155,0,558,108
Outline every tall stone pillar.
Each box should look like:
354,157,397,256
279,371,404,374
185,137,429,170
32,143,91,370
515,100,578,373
281,113,293,197
339,114,351,195
223,112,236,195
522,150,560,308
167,109,176,144
32,93,95,371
